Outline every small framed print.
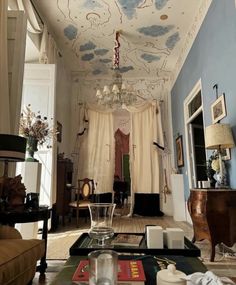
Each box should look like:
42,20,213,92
211,94,226,124
176,135,184,167
57,121,62,142
222,148,231,161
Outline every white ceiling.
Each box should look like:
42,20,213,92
32,0,204,84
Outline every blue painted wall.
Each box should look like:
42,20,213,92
171,0,236,199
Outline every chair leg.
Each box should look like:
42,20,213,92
76,208,79,228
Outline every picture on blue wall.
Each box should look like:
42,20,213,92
211,94,226,124
176,135,184,167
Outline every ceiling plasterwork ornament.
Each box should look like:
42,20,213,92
170,0,213,87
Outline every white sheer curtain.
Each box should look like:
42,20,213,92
125,100,164,214
0,0,10,133
78,105,115,194
15,0,43,33
39,26,58,64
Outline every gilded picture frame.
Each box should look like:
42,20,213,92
176,135,184,167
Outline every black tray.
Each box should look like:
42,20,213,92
69,233,200,257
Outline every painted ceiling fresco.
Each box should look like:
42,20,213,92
33,0,201,82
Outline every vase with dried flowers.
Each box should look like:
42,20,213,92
206,150,227,188
19,104,57,162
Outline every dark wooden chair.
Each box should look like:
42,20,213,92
113,180,128,207
69,178,95,227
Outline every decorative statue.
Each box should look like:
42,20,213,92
5,175,26,207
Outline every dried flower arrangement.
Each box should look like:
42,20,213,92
206,151,218,177
19,104,57,147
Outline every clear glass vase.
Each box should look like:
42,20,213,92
88,203,116,247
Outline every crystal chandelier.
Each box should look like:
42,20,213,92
96,31,137,108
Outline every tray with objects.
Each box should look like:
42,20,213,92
69,232,200,257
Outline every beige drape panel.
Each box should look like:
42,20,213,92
9,0,58,64
39,26,58,64
0,0,10,133
78,106,115,194
16,0,43,33
125,100,163,214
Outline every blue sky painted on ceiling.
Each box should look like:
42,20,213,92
138,25,174,37
94,49,109,56
64,25,78,40
166,32,180,49
100,59,112,63
120,66,134,73
61,0,184,77
155,0,169,10
83,0,102,9
81,53,94,61
92,69,103,75
117,0,143,20
80,41,96,51
141,53,161,62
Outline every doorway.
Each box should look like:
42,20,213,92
184,80,206,189
190,113,207,184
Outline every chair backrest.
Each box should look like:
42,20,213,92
78,178,95,200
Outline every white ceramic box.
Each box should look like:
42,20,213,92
146,226,163,248
164,228,184,249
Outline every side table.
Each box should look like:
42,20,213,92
0,205,51,274
188,188,236,261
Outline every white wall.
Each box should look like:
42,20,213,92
55,57,72,157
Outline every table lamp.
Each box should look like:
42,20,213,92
205,123,235,187
0,134,27,205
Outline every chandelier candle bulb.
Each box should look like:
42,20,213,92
112,84,119,93
96,90,102,99
121,83,126,90
103,85,110,94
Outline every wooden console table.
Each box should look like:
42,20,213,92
188,188,236,261
0,205,51,274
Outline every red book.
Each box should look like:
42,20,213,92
72,259,146,284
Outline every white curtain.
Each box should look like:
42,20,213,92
0,0,10,133
78,105,115,194
9,0,58,64
125,100,164,214
15,0,43,34
39,26,58,64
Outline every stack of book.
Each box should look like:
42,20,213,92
111,234,143,247
72,259,146,285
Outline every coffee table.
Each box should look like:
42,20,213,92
50,254,207,285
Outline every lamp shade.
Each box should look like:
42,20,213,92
0,134,26,161
205,123,235,149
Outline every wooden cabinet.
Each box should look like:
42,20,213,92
188,189,236,261
56,159,73,225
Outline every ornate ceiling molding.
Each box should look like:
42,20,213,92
170,0,213,89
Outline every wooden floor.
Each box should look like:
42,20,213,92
32,209,236,284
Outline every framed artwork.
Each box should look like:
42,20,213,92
211,94,226,124
57,121,62,142
176,135,184,167
222,148,231,161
